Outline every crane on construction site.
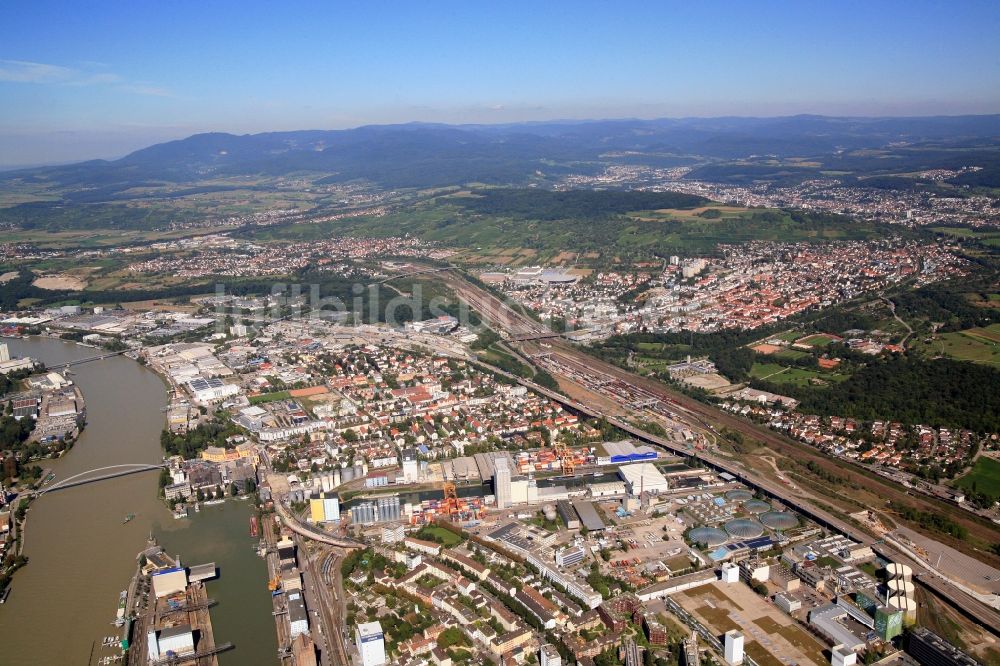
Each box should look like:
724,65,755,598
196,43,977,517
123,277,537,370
441,462,459,519
552,439,575,476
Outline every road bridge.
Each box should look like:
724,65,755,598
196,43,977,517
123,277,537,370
273,501,364,549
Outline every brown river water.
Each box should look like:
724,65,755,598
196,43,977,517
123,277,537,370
0,337,277,665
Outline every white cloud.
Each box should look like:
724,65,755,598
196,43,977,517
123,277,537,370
0,59,74,83
0,59,171,97
118,83,173,97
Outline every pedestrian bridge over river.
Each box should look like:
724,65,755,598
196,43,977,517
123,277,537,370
33,463,167,496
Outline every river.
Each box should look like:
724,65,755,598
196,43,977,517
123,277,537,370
0,337,277,665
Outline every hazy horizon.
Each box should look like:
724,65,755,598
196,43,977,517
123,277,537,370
3,0,1000,166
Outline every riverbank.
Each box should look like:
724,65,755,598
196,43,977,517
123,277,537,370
0,336,276,664
0,336,172,664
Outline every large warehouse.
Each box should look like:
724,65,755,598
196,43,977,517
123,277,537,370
618,463,670,495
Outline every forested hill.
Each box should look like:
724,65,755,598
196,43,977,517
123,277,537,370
5,114,1000,191
456,189,709,219
760,355,1000,433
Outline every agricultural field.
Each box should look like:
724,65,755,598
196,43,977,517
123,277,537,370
913,323,1000,366
955,456,1000,502
628,204,755,223
930,226,1000,248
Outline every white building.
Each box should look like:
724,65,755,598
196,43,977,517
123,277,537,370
288,591,310,637
151,567,188,598
724,630,744,666
774,593,802,614
186,376,239,404
382,524,405,544
148,624,195,659
0,343,8,362
720,562,740,584
618,463,669,495
401,448,419,484
357,621,387,666
494,458,512,509
831,644,857,666
540,644,562,666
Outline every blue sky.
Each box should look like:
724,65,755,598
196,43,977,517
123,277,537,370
2,0,1000,166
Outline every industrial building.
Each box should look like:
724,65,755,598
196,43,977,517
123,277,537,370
151,567,188,598
906,627,980,666
146,624,195,660
618,463,669,495
602,440,658,464
309,492,341,523
571,500,606,532
186,376,239,404
350,495,401,525
556,500,580,529
401,448,419,483
288,590,310,637
357,621,387,666
494,457,512,509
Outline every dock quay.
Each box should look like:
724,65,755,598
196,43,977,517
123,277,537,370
261,512,294,663
121,542,230,666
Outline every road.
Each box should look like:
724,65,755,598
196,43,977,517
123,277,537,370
881,296,914,348
436,264,1000,635
273,500,364,549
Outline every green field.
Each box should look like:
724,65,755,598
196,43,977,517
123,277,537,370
913,324,1000,366
930,226,1000,248
773,348,809,360
795,333,841,347
750,362,849,387
955,457,1000,501
249,390,291,405
772,331,802,342
415,525,464,547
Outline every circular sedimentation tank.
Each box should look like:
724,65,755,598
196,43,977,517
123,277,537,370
689,527,729,547
724,518,764,539
742,499,772,514
759,511,799,531
725,489,754,502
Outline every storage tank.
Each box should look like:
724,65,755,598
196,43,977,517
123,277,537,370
341,467,355,483
542,504,557,521
887,579,915,596
886,563,913,581
896,596,917,624
333,469,341,487
321,473,333,493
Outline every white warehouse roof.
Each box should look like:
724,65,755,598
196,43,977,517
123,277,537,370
618,463,669,494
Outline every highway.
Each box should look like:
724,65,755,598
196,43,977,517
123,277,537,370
273,501,365,549
437,265,1000,635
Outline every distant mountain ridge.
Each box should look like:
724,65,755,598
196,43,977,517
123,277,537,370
6,114,1000,190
